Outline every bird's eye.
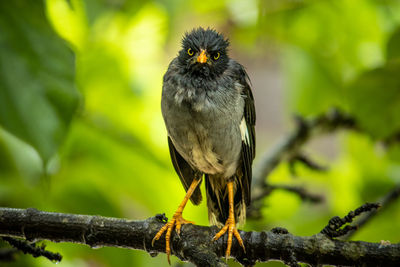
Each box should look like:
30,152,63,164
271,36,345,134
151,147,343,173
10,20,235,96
187,48,194,56
214,52,220,60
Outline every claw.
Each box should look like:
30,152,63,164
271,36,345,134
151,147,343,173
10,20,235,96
213,219,245,259
152,212,194,264
176,217,195,235
212,181,246,259
151,177,201,264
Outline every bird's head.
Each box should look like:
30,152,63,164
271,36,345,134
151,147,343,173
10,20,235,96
177,27,229,78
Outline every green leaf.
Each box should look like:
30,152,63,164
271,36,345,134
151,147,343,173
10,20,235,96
347,63,400,139
0,0,79,163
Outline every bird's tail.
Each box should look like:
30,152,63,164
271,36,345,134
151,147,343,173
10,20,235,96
204,174,247,227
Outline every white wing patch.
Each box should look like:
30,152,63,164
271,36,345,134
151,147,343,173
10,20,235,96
240,118,250,145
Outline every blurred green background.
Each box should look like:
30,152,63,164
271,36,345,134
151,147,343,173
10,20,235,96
1,0,400,266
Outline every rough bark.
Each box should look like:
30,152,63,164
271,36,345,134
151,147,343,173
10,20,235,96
1,207,399,266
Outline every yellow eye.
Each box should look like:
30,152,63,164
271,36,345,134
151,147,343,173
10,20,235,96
214,52,220,60
187,48,194,56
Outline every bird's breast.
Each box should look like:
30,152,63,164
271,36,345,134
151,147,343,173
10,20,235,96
165,106,242,177
162,78,244,177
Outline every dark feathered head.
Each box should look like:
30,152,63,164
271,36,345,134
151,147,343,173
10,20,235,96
177,27,230,78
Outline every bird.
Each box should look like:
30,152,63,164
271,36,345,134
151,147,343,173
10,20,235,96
152,27,256,263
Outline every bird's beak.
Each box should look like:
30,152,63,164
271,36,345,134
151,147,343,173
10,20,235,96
197,49,207,63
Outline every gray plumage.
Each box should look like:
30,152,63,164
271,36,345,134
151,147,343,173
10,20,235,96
161,28,255,226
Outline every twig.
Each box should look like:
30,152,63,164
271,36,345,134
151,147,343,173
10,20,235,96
0,207,399,266
269,184,324,203
251,184,323,203
320,203,381,238
248,184,324,220
288,153,328,176
2,237,62,262
342,185,400,240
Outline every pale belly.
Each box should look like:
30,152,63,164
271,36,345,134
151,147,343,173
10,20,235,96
171,122,241,178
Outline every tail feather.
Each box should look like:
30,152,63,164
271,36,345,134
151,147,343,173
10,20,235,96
205,174,247,227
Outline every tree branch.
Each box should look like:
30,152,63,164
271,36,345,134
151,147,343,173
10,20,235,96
249,109,356,220
247,184,324,220
1,207,399,266
251,108,400,206
251,109,357,204
288,153,328,176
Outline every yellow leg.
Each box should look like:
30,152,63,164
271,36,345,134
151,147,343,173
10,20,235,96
152,178,201,264
213,181,246,259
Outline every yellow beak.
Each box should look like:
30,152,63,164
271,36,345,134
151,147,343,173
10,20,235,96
197,49,207,63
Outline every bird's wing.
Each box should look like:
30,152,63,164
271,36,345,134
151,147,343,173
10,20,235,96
238,67,256,206
167,137,203,205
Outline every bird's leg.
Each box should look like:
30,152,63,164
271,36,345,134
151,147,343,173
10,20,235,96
152,178,201,264
213,181,246,259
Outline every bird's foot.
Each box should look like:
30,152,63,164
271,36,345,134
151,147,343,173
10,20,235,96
152,211,195,264
213,217,245,260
